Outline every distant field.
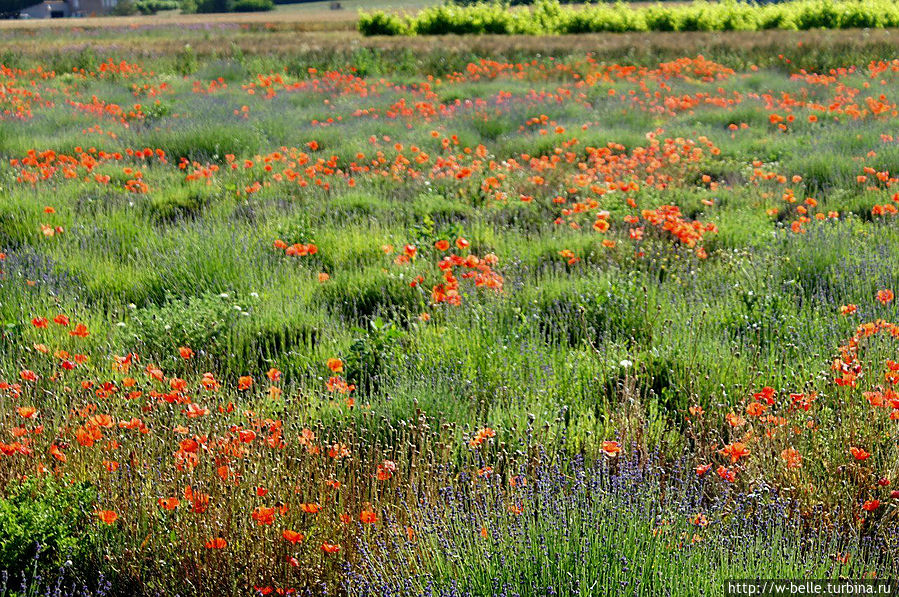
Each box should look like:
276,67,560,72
0,0,675,30
0,0,436,30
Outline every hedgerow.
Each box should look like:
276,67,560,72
359,0,899,35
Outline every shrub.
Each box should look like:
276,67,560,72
135,0,179,14
0,479,108,589
358,10,409,35
358,0,899,36
231,0,273,12
195,0,230,13
126,292,240,363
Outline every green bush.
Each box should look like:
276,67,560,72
126,292,240,363
135,0,179,14
358,10,410,35
359,0,899,36
195,0,230,13
231,0,273,12
0,479,106,587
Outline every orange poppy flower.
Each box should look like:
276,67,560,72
850,446,870,461
718,442,750,463
251,506,276,526
205,537,227,549
299,503,321,514
601,440,621,457
780,447,802,469
69,323,89,338
158,498,180,511
17,406,37,419
862,499,880,512
321,543,340,554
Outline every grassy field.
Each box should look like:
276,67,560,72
0,0,436,30
1,20,899,597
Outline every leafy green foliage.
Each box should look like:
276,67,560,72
135,0,180,14
232,0,273,12
345,317,405,394
126,292,240,362
0,479,104,585
360,0,899,35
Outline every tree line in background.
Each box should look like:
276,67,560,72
0,0,272,17
117,0,274,15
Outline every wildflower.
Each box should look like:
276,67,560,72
745,402,767,417
96,510,118,525
719,442,750,463
17,406,37,419
725,412,746,427
321,543,340,554
840,304,857,315
251,506,276,526
601,440,621,457
862,500,880,512
158,498,180,511
377,459,397,481
716,466,736,482
780,447,802,469
753,386,776,404
469,427,496,448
